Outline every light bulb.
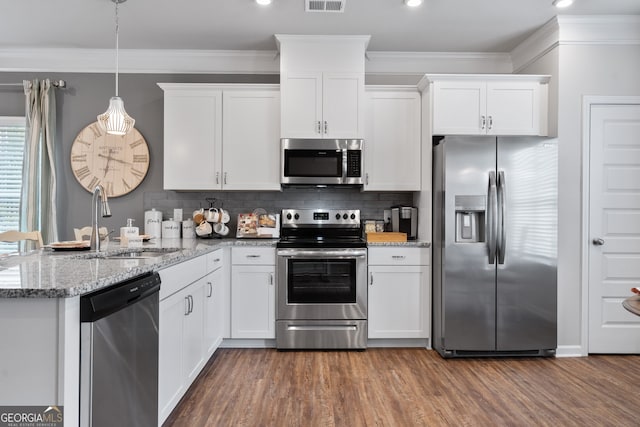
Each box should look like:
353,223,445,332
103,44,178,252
256,0,272,5
404,0,423,7
552,0,574,8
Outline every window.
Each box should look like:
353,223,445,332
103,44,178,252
0,116,26,254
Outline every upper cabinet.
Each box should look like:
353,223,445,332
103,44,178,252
159,84,281,191
276,35,369,139
419,74,550,136
364,87,421,191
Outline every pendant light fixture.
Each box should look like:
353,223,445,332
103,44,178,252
97,0,135,136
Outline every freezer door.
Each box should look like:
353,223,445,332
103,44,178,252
496,137,557,351
439,136,497,351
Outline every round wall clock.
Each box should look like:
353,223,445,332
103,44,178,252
70,121,150,197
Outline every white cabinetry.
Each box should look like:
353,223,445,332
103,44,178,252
364,87,421,191
368,247,430,340
158,250,225,425
419,74,549,136
159,84,280,191
281,72,364,138
276,35,369,139
231,247,276,339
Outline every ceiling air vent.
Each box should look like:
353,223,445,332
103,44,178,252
306,0,346,13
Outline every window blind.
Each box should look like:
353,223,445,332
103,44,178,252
0,116,26,254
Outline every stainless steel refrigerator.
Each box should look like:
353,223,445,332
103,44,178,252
432,136,557,358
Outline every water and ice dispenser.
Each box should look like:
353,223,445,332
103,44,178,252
454,195,485,243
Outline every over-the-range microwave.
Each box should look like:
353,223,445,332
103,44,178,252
281,138,364,186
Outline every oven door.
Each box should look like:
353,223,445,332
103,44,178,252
276,248,367,320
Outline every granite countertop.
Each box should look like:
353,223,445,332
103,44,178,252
367,241,431,247
0,237,278,299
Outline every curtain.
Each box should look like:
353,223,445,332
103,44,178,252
20,79,58,245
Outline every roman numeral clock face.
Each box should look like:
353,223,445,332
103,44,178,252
70,122,150,197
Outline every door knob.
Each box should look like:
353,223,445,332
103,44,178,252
592,238,605,246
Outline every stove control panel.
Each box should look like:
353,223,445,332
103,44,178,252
281,209,360,227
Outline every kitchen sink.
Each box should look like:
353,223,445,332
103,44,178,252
74,248,181,260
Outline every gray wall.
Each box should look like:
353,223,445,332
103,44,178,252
0,72,413,241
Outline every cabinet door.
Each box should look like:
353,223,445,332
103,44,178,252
163,90,222,190
158,287,189,424
182,280,206,384
486,82,540,135
203,267,224,357
222,90,281,190
281,72,322,138
231,265,275,339
364,90,421,191
322,73,364,139
432,81,486,135
368,265,429,339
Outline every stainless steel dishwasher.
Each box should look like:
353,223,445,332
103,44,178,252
80,272,161,427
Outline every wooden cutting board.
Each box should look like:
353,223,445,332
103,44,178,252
366,232,407,243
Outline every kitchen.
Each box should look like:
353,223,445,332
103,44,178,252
1,0,640,426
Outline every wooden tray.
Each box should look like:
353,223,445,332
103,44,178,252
366,232,407,243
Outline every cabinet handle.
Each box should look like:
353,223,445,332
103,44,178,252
269,273,274,286
392,255,406,260
189,295,194,314
214,258,221,262
316,121,321,134
185,296,190,315
370,272,373,286
224,172,228,185
481,115,486,130
365,173,369,186
488,115,493,130
324,121,328,134
207,281,213,298
247,254,261,258
215,172,220,184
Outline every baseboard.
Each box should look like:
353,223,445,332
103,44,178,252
367,338,430,348
219,338,276,349
555,345,586,358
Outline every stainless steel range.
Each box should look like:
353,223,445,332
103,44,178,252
276,209,367,350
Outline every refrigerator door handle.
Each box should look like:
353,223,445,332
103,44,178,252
497,171,506,264
488,171,498,264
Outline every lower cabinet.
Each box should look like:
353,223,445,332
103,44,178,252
367,247,430,339
158,249,224,426
231,247,276,339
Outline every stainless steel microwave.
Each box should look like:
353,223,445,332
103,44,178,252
281,139,364,185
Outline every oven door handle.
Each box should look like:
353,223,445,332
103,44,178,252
277,249,367,258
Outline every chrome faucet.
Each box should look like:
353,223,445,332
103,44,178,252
90,185,112,252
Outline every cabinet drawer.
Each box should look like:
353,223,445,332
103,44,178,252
368,247,429,266
232,247,275,265
159,255,207,300
206,249,224,272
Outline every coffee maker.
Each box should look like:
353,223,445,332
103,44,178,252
391,206,418,240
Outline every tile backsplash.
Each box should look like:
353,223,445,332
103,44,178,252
144,188,414,232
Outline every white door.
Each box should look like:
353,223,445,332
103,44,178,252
588,103,640,353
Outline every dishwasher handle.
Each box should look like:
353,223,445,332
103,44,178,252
80,272,161,322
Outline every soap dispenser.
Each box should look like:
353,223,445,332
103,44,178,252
120,218,139,242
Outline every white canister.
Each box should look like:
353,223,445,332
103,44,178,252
162,219,181,239
144,208,163,239
173,208,183,222
182,220,195,239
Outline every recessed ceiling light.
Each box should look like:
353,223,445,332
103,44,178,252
256,0,272,5
404,0,423,7
552,0,574,8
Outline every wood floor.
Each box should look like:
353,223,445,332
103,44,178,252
164,348,640,427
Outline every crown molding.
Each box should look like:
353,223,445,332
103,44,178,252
0,48,511,75
365,51,512,75
511,15,640,72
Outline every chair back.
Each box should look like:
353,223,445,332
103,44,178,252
0,230,44,248
74,226,108,241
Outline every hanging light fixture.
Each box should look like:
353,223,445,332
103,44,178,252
97,0,135,136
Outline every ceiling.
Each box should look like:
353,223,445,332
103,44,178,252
2,0,639,54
